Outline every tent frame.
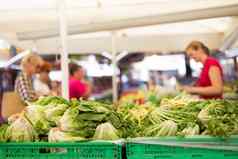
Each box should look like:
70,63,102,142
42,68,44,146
19,1,238,101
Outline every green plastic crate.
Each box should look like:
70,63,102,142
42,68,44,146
126,136,238,159
128,136,238,145
0,140,122,159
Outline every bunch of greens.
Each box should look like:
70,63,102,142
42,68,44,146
144,101,205,137
117,103,151,137
93,122,119,140
198,100,238,137
180,124,200,136
146,89,178,106
59,100,121,138
145,99,238,137
144,120,177,137
24,105,51,135
34,96,69,106
44,104,69,126
148,104,198,131
5,114,38,142
48,127,84,142
160,92,199,109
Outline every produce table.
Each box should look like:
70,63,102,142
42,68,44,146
1,95,238,159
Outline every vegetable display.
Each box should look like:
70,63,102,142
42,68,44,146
1,94,238,142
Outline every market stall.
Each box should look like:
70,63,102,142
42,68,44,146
1,1,238,159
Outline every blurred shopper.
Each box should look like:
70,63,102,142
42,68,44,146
33,61,52,96
180,41,224,99
122,72,143,92
69,63,91,99
51,81,61,96
148,76,158,91
15,53,43,102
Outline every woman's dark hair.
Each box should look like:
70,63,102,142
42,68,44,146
69,63,82,76
186,41,210,55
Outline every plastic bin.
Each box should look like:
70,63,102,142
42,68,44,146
126,136,238,159
0,140,122,159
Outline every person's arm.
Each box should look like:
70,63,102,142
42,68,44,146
81,80,92,99
182,66,223,96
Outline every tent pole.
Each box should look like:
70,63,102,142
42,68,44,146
32,40,38,52
111,31,118,103
58,0,69,99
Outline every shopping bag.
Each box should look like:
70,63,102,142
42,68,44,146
1,91,26,120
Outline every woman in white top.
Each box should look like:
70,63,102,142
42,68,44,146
33,62,51,96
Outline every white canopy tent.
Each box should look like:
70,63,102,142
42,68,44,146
0,0,238,53
1,0,238,101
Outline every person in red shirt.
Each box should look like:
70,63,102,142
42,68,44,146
69,63,91,99
181,41,223,99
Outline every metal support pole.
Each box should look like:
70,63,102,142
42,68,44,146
234,57,238,72
111,31,118,103
32,40,38,52
58,0,69,99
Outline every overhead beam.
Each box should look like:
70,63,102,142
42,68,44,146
220,17,238,52
222,17,238,37
32,33,223,54
0,50,30,68
220,26,238,52
17,4,238,40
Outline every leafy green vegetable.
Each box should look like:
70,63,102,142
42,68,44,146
93,122,119,140
34,96,69,106
117,103,154,137
24,105,50,134
145,120,177,137
59,106,83,132
77,113,107,121
160,92,199,109
0,124,8,142
198,100,238,137
59,100,118,138
8,114,21,124
44,104,69,126
5,114,38,142
77,100,113,113
180,124,200,136
48,127,84,142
